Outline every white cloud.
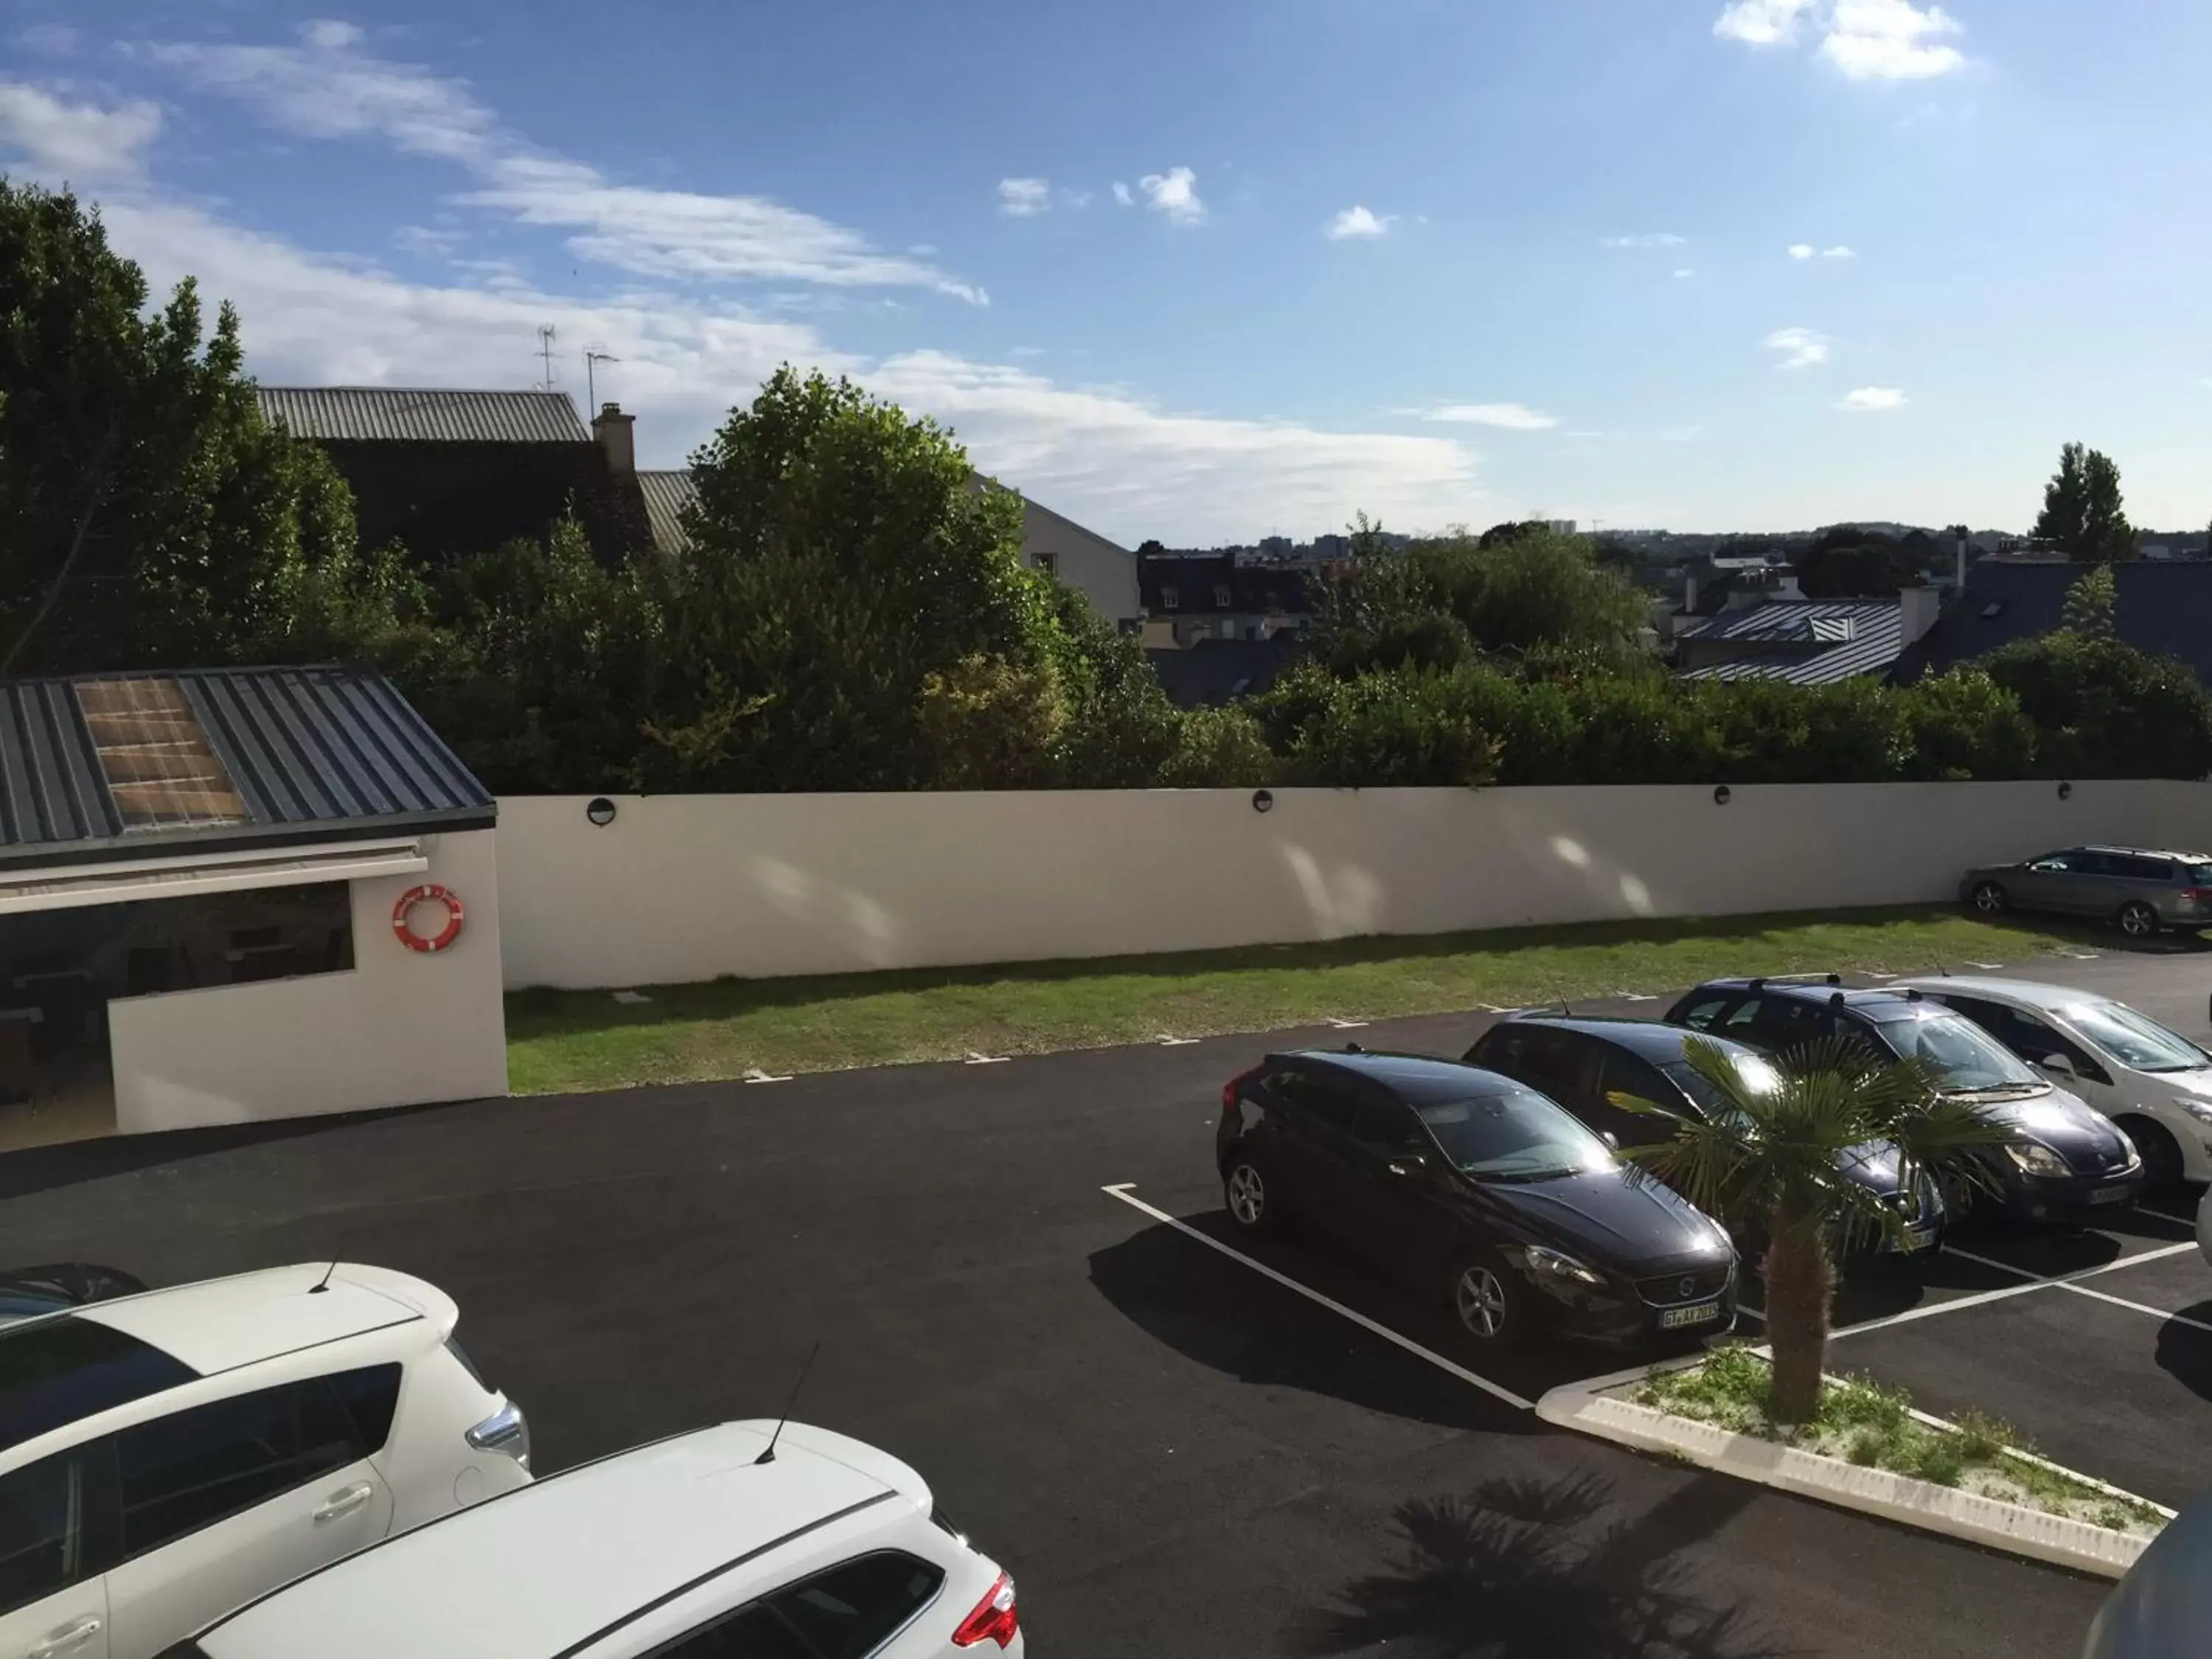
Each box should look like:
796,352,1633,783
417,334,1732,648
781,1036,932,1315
1325,205,1394,240
394,223,465,258
997,176,1051,217
1060,187,1092,209
1714,0,1818,46
1674,268,1696,279
1111,181,1133,206
1764,326,1830,369
1789,243,1815,260
0,81,161,179
1719,0,1967,80
1820,244,1856,258
1789,243,1856,260
135,27,988,302
1138,167,1205,226
299,19,365,50
1837,386,1906,411
1822,0,1966,80
1601,232,1688,249
18,24,77,55
1418,403,1561,431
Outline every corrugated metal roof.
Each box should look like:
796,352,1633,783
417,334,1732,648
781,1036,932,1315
256,387,590,445
0,667,493,869
638,470,698,554
1679,600,1907,686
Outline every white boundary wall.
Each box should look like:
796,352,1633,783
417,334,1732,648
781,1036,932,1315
495,782,2212,992
111,829,509,1132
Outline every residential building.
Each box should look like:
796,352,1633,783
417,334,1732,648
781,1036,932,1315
1893,559,2212,687
0,666,504,1147
1672,591,1941,685
1138,553,1315,649
256,387,654,564
1544,519,1579,535
1146,634,1305,707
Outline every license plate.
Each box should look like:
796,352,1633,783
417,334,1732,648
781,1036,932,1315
1660,1301,1723,1330
2090,1184,2134,1206
1893,1225,1937,1254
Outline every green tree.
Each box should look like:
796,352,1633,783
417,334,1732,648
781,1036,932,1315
1894,668,2036,781
2058,563,2117,640
0,182,361,670
2034,442,2135,563
1982,632,2212,779
1160,703,1276,787
1618,1036,2003,1425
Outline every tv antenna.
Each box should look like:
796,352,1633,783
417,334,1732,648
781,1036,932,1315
585,349,621,412
536,324,559,392
754,1341,821,1465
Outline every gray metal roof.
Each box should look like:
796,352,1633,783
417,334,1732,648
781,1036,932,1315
638,470,698,554
1678,599,1907,686
0,667,493,869
256,387,590,445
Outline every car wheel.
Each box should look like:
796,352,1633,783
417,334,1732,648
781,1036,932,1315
1222,1156,1276,1234
1969,881,2009,917
2123,1119,2185,1194
2116,901,2162,940
1448,1252,1524,1349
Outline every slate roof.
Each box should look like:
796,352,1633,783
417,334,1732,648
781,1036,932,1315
255,387,591,445
1893,560,2212,685
0,667,493,871
638,470,698,554
1675,599,1907,685
1146,636,1304,707
1139,554,1314,617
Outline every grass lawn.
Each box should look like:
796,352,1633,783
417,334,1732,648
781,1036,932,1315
504,904,2098,1096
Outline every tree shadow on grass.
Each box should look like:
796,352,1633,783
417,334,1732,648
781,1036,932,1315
1296,1470,1785,1659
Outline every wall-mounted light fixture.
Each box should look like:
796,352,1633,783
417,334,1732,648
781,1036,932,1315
586,796,618,827
1713,785,1732,807
2056,781,2073,802
1252,789,1275,814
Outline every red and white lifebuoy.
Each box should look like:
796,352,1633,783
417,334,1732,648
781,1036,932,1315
392,884,465,953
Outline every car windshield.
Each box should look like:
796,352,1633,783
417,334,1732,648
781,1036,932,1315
1413,1087,1615,1180
2063,1003,2211,1074
1885,1011,2042,1093
1663,1052,1784,1117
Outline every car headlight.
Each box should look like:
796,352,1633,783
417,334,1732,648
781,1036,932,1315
1517,1245,1605,1285
2005,1141,2072,1178
2175,1098,2212,1127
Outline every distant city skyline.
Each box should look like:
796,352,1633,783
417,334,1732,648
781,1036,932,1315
4,2,2210,543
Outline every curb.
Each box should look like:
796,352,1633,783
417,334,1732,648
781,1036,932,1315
1537,1377,2153,1579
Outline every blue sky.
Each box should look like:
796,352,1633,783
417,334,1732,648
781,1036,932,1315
4,0,2211,544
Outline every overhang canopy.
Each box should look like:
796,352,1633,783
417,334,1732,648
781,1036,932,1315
0,840,428,916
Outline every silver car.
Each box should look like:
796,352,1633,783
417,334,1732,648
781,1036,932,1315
1961,845,2212,939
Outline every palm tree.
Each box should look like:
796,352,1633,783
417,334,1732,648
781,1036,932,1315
1618,1034,2007,1427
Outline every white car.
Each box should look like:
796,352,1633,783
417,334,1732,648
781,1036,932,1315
171,1419,1022,1659
1897,976,2212,1188
0,1262,529,1659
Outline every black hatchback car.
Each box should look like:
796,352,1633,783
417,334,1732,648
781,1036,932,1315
1665,978,2142,1222
1217,1049,1739,1349
1463,1014,1945,1258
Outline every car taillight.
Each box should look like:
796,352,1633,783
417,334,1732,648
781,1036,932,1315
1222,1066,1261,1110
951,1571,1019,1649
2186,888,2211,903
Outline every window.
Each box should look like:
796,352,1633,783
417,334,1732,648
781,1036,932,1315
2112,855,2174,883
0,1319,197,1455
1411,1087,1613,1179
313,1364,403,1462
1747,997,1834,1054
1160,587,1180,611
0,1451,88,1617
115,1378,361,1560
1213,583,1233,608
647,1554,946,1657
1672,997,1733,1033
1352,1096,1427,1154
75,678,248,831
1278,1071,1363,1136
1031,551,1057,577
1596,1051,1682,1148
2026,852,2076,872
2062,1002,2210,1075
1879,1012,2041,1093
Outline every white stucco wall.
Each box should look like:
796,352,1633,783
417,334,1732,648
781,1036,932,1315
109,829,508,1134
495,781,2212,991
1019,498,1141,623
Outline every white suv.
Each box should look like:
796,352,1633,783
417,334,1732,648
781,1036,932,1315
170,1419,1021,1658
0,1262,529,1659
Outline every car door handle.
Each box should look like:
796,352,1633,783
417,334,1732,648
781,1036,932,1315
26,1616,102,1659
1387,1162,1414,1177
312,1481,375,1523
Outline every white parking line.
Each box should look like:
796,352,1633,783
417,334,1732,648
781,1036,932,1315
1099,1183,1537,1411
1825,1242,2200,1342
2055,1281,2212,1338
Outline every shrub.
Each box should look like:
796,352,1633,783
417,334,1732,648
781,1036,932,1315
1161,703,1277,787
1284,667,1502,787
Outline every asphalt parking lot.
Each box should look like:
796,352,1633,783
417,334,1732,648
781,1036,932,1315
1,942,2204,1654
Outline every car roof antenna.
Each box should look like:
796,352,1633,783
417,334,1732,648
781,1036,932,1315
754,1341,822,1465
307,1260,338,1295
1559,998,1572,1016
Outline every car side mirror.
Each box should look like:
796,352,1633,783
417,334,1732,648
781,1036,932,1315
2037,1053,2076,1081
1601,1131,1621,1150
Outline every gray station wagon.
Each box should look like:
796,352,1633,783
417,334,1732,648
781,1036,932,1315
1961,845,2212,938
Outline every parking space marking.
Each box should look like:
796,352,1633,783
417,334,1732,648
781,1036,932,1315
1825,1242,2200,1343
1100,1184,1537,1411
2055,1281,2212,1337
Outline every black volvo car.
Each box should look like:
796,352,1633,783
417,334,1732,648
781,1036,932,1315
1463,1014,1946,1258
1216,1049,1739,1349
1665,978,2142,1221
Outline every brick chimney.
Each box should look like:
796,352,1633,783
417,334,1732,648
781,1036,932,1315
592,403,636,477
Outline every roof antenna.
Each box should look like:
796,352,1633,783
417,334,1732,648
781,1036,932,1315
1559,999,1572,1016
307,1260,338,1295
754,1342,821,1465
